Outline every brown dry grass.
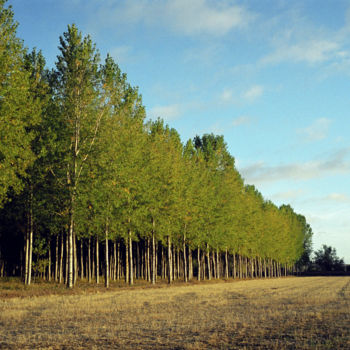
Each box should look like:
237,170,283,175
0,277,349,349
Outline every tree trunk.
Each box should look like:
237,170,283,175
96,237,99,284
55,235,59,282
212,252,216,279
188,249,193,280
73,232,77,285
225,249,229,279
176,247,179,280
48,239,51,281
197,247,201,281
152,224,156,284
88,237,91,283
233,253,236,279
27,191,34,285
206,244,211,280
183,234,187,282
146,238,150,282
24,226,29,284
216,249,220,279
59,233,64,284
80,239,84,280
113,241,117,281
67,199,74,288
167,235,172,284
105,223,109,288
129,231,133,285
125,239,129,284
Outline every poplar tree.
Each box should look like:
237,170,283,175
0,0,40,207
53,24,103,288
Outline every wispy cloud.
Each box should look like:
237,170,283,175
271,189,305,202
220,88,234,103
261,39,340,65
219,85,263,104
231,116,252,127
298,118,332,142
242,85,263,101
148,104,181,121
239,148,350,184
93,0,254,37
323,193,350,202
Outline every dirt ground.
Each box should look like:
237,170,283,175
0,276,349,349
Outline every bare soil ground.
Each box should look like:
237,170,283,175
0,277,349,349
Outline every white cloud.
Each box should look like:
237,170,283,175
298,118,332,142
231,116,252,127
261,39,340,65
164,0,253,36
148,104,181,121
271,189,305,202
239,148,350,184
242,85,263,101
220,88,234,103
94,0,254,37
324,193,350,202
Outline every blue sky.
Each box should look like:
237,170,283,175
9,0,350,262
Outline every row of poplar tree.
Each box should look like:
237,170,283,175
0,1,313,288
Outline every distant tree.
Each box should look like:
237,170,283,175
314,245,344,272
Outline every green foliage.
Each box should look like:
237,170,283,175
0,0,41,206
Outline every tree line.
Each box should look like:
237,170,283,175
0,1,313,288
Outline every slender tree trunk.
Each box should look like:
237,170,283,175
113,241,117,281
55,235,59,282
167,235,173,284
73,232,77,285
125,239,129,284
216,249,220,279
67,198,74,288
146,238,151,282
233,253,236,279
27,190,34,285
80,239,84,280
202,251,206,280
212,252,216,279
188,249,193,280
136,241,140,280
105,223,109,288
176,247,179,280
59,233,64,284
152,225,156,284
206,244,211,280
117,242,120,280
24,226,29,284
92,239,95,280
197,247,201,281
48,239,51,281
129,231,133,285
96,237,99,284
183,233,187,282
225,249,229,279
239,254,243,279
88,237,91,283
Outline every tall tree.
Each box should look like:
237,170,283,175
53,24,103,288
0,0,40,207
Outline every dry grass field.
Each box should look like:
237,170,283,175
0,277,349,349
